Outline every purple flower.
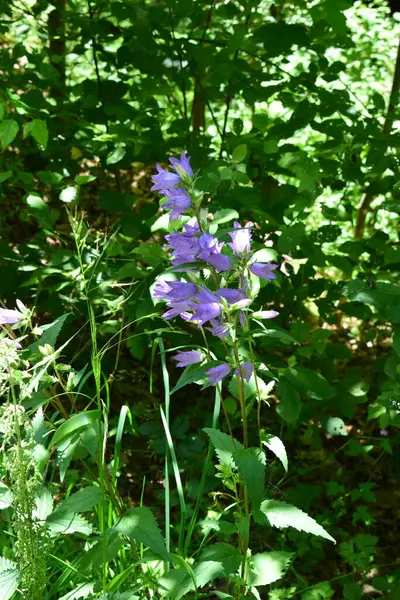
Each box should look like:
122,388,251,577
163,188,191,220
165,281,197,302
202,252,232,272
228,221,253,255
239,311,248,327
151,164,181,192
1,336,22,349
250,262,278,280
153,279,173,301
252,310,279,319
190,302,222,326
169,151,193,177
0,309,23,325
206,319,230,339
206,363,232,385
163,302,192,320
217,288,247,304
173,350,203,368
234,361,254,382
166,223,200,266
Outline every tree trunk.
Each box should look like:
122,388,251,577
48,0,67,100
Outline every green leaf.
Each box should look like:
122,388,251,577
58,583,96,600
262,434,288,472
47,510,93,535
0,483,13,510
75,175,97,184
276,380,302,424
0,557,20,600
34,487,53,521
0,171,12,183
0,102,4,120
115,506,168,560
171,363,214,395
60,186,78,203
258,500,335,543
289,367,335,400
50,410,101,448
29,313,70,354
24,119,48,148
247,551,293,586
107,146,126,165
232,144,247,163
0,120,18,149
277,223,305,253
325,417,348,436
26,194,53,229
203,427,243,467
213,209,239,224
57,486,102,513
233,447,266,509
37,171,63,186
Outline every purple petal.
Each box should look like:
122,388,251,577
173,350,203,368
234,361,254,382
0,309,23,325
206,363,232,385
249,263,278,280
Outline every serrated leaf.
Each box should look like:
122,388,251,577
57,435,79,482
259,500,335,543
115,506,168,560
34,487,53,521
248,551,293,586
58,486,101,513
0,120,18,149
0,483,13,510
58,582,96,600
50,410,101,448
47,510,93,535
203,427,242,467
171,363,215,395
0,557,20,600
27,119,48,148
32,406,47,444
262,435,288,472
233,447,266,509
30,313,70,354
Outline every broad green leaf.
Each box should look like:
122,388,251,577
232,144,247,163
276,380,302,424
228,374,272,401
107,146,126,165
37,171,63,185
258,500,335,543
0,557,20,600
247,551,293,586
0,483,13,510
289,367,335,400
57,435,79,482
57,486,102,513
301,581,335,600
213,209,239,224
24,119,48,148
60,186,78,203
233,447,266,509
277,223,305,253
58,583,96,600
47,510,93,535
26,194,53,229
203,427,243,467
0,171,12,183
34,487,53,521
0,102,4,120
75,175,97,184
262,434,288,472
171,363,215,395
115,506,168,560
29,313,70,354
0,119,18,149
32,406,46,444
325,417,348,436
50,410,101,448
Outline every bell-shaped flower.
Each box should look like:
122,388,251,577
250,262,278,280
151,164,181,191
173,350,203,368
234,361,254,382
0,308,23,325
206,363,232,385
163,188,191,221
228,221,253,255
169,151,193,177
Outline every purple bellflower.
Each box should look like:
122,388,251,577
173,350,203,367
151,164,181,192
0,308,23,325
217,287,247,304
250,262,278,280
169,151,193,177
162,188,192,221
228,221,253,255
206,363,232,385
198,233,232,272
205,319,230,339
235,361,254,382
189,288,222,326
252,310,279,319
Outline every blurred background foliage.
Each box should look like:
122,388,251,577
0,0,400,597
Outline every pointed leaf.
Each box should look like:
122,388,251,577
34,487,53,521
115,506,168,560
262,435,288,472
0,120,18,149
203,427,243,467
233,447,266,509
259,500,335,543
50,410,101,448
0,557,20,600
47,510,93,535
248,551,293,586
0,483,13,510
58,486,102,513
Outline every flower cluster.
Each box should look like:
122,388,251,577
151,153,279,385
